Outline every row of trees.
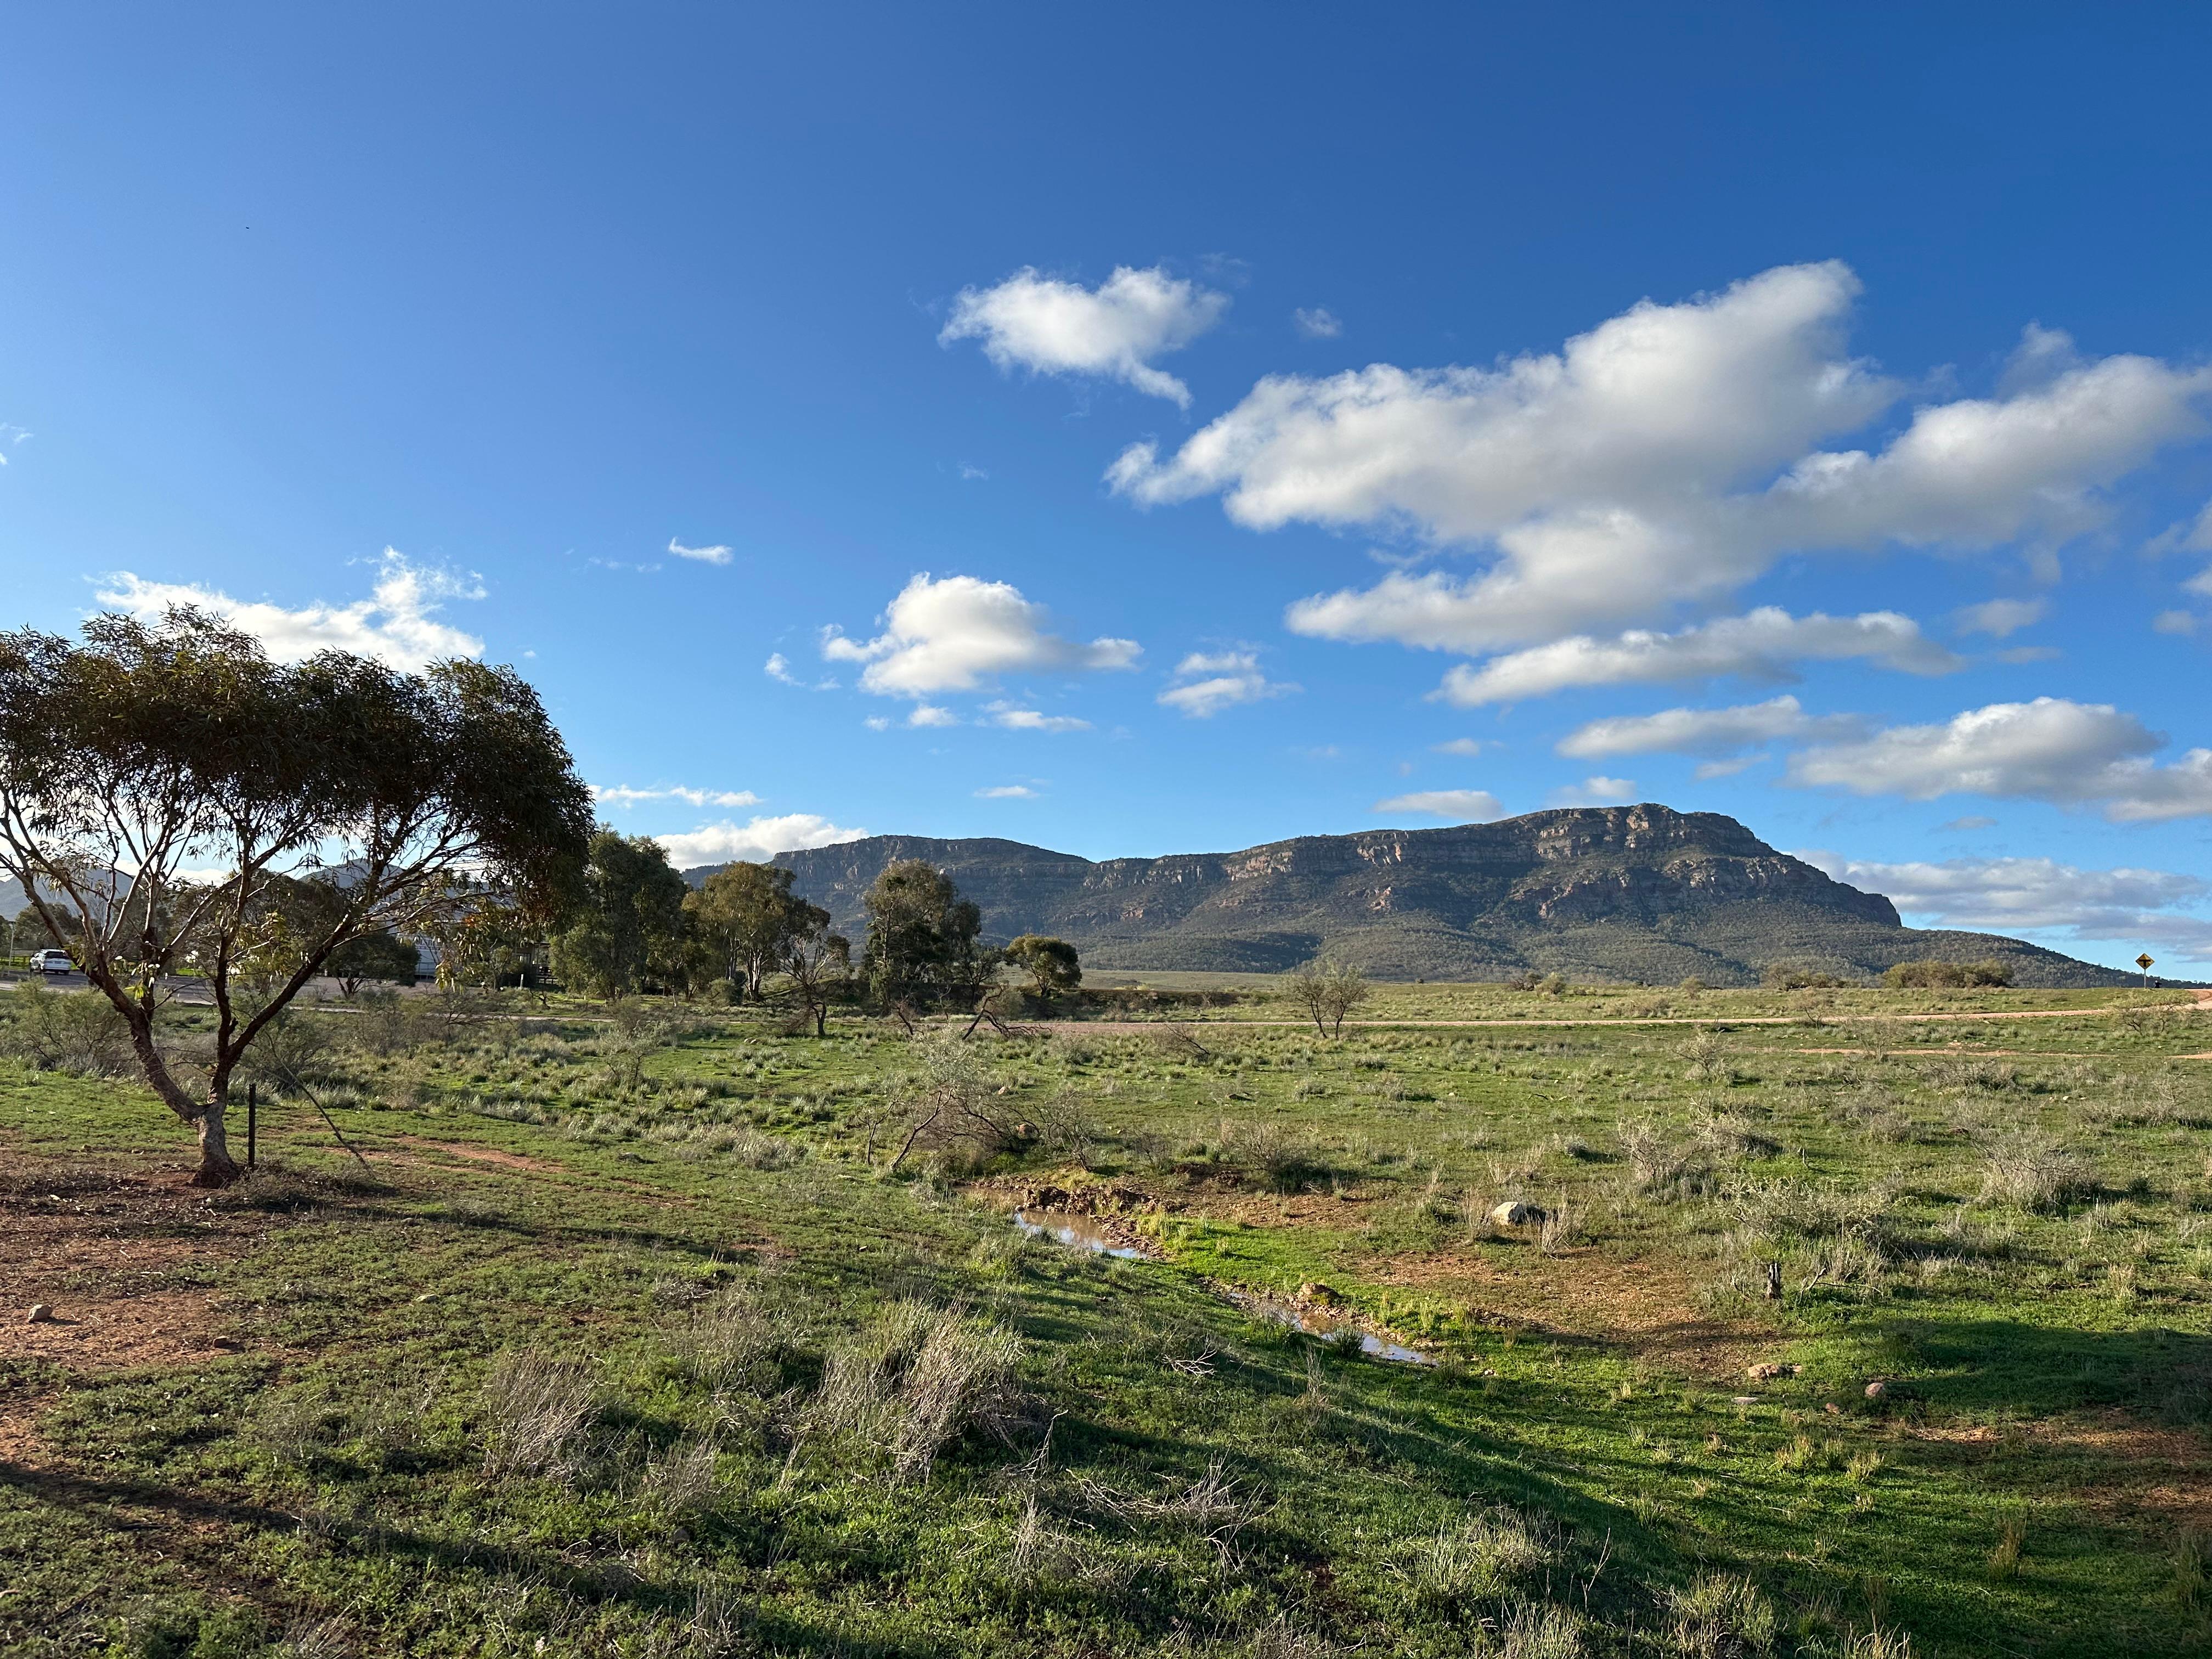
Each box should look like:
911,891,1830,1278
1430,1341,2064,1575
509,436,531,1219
529,831,1081,1034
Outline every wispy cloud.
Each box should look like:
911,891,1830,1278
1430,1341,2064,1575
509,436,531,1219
592,785,763,810
1293,307,1342,339
1157,649,1298,718
975,784,1039,798
669,538,733,565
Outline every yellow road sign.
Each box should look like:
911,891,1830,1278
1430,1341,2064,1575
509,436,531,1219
2137,953,2156,970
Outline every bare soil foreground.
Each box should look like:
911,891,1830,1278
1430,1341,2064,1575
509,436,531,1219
5,979,2212,1655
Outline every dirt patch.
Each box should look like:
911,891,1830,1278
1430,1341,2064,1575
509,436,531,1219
380,1135,567,1173
1370,1246,1764,1379
0,1167,261,1374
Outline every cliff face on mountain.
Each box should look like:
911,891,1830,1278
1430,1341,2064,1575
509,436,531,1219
676,805,2140,988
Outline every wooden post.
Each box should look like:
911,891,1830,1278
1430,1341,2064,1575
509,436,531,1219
247,1084,257,1171
1763,1259,1781,1300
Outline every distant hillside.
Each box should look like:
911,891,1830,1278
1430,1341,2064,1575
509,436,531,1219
678,805,2149,989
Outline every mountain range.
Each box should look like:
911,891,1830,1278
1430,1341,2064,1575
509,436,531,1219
676,804,2149,988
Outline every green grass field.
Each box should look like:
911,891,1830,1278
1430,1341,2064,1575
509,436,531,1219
4,977,2211,1657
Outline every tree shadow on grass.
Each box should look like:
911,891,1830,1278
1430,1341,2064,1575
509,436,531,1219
1876,1316,2212,1426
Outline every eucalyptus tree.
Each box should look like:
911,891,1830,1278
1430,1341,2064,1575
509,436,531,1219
686,860,828,1001
0,607,592,1183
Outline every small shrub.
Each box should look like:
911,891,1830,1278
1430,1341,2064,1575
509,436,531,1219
670,1281,805,1388
1620,1122,1713,1200
0,980,135,1076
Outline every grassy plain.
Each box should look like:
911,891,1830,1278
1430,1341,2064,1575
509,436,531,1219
4,977,2211,1657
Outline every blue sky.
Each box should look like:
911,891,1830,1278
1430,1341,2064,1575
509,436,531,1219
5,4,2212,971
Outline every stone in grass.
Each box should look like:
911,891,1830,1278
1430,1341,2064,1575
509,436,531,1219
26,1304,56,1324
1488,1201,1547,1227
1864,1379,1918,1403
1299,1282,1344,1306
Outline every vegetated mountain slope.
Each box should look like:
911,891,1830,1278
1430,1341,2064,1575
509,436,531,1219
680,805,2142,988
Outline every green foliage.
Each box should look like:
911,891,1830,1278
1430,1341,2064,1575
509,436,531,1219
861,857,989,1011
550,830,690,998
1005,933,1083,1003
0,606,592,1178
322,927,419,991
1886,958,2015,989
685,860,829,1000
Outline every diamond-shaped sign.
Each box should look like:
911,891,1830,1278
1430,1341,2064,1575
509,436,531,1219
2137,953,2156,970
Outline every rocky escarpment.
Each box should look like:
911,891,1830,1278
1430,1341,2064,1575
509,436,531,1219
672,804,2136,988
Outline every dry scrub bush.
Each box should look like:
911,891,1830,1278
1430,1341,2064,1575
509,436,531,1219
1619,1122,1714,1201
1980,1132,2098,1213
1498,1605,1586,1659
885,1040,1028,1174
1081,1457,1265,1560
0,980,136,1076
1222,1121,1332,1193
479,1350,596,1479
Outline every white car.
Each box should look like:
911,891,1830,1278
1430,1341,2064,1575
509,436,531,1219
29,950,75,974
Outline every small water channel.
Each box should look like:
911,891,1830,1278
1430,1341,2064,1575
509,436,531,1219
1006,1209,1435,1365
1231,1293,1435,1364
1012,1209,1151,1260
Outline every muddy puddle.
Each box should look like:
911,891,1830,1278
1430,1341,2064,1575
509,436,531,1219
1230,1291,1435,1365
1013,1209,1151,1260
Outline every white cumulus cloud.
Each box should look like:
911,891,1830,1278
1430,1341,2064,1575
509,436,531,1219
97,550,486,672
940,265,1228,408
1797,851,2212,962
654,814,868,868
821,572,1139,699
1786,696,2212,821
1372,788,1505,820
1558,696,1861,759
669,538,733,565
985,701,1090,733
1108,262,2211,659
1421,607,1957,704
1548,775,1639,807
1156,650,1299,718
1954,597,2047,638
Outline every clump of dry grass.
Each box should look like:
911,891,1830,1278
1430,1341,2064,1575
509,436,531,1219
807,1300,1030,1482
1664,1572,1778,1656
1391,1507,1554,1613
479,1350,596,1479
670,1279,805,1389
1979,1132,2097,1214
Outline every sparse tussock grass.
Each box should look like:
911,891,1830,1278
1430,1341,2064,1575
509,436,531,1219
1980,1132,2098,1213
1664,1572,1779,1656
1391,1507,1553,1613
479,1350,597,1479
